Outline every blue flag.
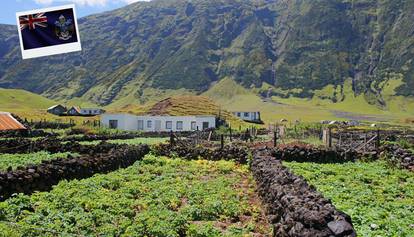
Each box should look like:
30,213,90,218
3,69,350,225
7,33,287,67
19,8,78,50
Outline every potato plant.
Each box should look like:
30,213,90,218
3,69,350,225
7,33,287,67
0,152,76,171
284,160,414,237
0,155,270,236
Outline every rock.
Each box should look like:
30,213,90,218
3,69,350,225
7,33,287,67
328,220,354,235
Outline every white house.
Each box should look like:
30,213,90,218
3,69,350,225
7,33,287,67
232,111,261,122
80,108,105,116
101,114,216,132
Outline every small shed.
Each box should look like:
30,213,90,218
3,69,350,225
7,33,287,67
47,104,67,116
0,112,26,131
67,106,81,116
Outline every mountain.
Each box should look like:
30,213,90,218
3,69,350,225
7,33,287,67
0,0,413,110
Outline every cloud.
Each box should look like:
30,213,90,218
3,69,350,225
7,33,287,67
33,0,148,7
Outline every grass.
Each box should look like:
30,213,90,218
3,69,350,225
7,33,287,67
0,88,55,111
203,78,414,126
0,88,99,124
0,152,77,171
0,88,58,121
284,160,414,237
0,155,271,236
79,137,169,145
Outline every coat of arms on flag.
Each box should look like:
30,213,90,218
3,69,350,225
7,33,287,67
16,4,81,59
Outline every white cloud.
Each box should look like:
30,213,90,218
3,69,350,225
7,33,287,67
34,0,54,4
33,0,149,7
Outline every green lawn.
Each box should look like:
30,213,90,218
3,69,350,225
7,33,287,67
284,160,414,237
0,155,270,236
0,152,76,171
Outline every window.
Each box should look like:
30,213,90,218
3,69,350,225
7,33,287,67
109,120,118,129
147,120,152,128
244,112,249,117
237,112,241,117
138,120,144,130
176,121,183,130
166,121,172,130
191,121,197,130
202,122,209,130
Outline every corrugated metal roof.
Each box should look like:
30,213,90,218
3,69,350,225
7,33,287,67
0,112,26,131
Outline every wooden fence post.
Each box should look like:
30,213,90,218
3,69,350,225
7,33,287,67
169,131,175,146
273,130,278,147
229,126,233,142
364,132,367,153
376,129,380,152
220,134,224,149
328,128,332,148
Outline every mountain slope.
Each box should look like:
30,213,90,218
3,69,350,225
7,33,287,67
0,88,55,110
0,0,413,108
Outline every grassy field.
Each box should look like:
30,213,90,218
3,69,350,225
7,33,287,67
284,160,414,237
0,152,77,171
203,78,414,126
0,88,99,124
0,155,271,236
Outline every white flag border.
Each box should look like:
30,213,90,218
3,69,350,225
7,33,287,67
16,4,82,59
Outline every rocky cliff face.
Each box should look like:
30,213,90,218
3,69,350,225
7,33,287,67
0,0,413,105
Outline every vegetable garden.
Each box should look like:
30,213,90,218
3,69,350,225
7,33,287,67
0,126,413,236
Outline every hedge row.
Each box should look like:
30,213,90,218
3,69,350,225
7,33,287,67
251,151,356,237
0,144,150,200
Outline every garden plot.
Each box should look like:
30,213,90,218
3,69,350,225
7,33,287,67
284,160,414,236
0,152,76,171
0,155,271,237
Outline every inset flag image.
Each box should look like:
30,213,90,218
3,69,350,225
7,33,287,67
16,4,81,59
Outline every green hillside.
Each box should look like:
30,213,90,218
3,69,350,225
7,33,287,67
0,0,413,106
0,88,55,110
204,78,414,125
0,0,413,125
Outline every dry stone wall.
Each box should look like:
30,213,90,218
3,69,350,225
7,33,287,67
251,150,356,237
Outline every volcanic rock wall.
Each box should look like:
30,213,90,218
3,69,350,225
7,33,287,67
382,144,414,171
0,144,150,200
271,145,359,163
251,151,356,237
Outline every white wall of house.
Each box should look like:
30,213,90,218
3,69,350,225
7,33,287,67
80,108,104,115
232,111,261,121
101,114,216,132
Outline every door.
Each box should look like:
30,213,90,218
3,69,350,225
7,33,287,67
155,120,161,131
137,120,144,130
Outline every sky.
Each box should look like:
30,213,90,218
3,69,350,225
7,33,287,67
0,0,148,25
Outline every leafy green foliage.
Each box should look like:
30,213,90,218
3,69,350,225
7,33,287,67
0,155,270,236
284,160,414,236
0,152,76,171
